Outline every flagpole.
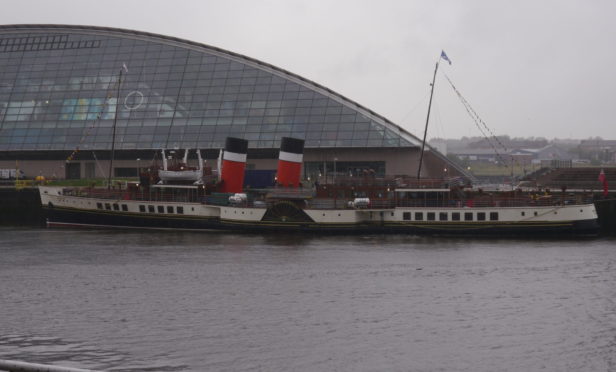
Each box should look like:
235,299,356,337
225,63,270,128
417,59,440,180
107,67,123,190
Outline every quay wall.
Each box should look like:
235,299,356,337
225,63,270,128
0,187,45,227
594,196,616,235
1,187,615,235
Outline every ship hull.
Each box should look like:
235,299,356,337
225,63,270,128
42,205,599,236
44,205,221,231
40,186,600,236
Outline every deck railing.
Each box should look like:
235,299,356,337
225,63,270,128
60,188,593,210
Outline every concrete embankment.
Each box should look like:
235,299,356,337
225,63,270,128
1,187,616,234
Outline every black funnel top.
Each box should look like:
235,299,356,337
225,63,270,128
225,137,248,154
280,137,305,155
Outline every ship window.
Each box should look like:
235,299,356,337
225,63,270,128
521,211,525,216
427,212,435,221
148,205,155,213
477,212,486,221
403,212,411,220
177,206,184,214
157,206,164,213
439,212,448,221
490,212,499,221
121,204,128,212
96,202,103,209
113,203,119,211
534,211,538,216
452,212,460,221
105,203,111,210
167,206,174,213
139,205,146,213
415,212,423,221
464,212,473,221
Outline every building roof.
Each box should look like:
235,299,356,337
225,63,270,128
0,24,471,178
0,24,423,148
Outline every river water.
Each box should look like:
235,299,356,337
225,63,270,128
0,228,615,371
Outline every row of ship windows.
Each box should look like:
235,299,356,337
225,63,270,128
402,211,501,222
96,202,184,214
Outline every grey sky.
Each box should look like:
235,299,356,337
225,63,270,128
2,0,615,140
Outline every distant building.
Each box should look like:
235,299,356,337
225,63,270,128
449,148,502,163
578,139,616,163
507,149,534,166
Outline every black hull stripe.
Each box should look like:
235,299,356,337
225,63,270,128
44,207,599,235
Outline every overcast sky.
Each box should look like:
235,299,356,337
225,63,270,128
2,0,615,140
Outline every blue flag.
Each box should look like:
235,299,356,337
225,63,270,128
440,50,452,65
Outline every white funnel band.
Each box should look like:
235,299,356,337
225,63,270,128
279,151,303,163
223,151,247,163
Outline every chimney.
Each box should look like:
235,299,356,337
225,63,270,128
277,137,305,187
220,137,248,193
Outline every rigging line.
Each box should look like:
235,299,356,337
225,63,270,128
399,91,431,126
442,74,505,161
164,53,191,149
459,91,510,153
66,75,123,163
441,72,519,169
91,151,106,179
456,87,508,166
432,100,445,140
443,73,513,157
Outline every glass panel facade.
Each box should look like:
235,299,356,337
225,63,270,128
0,27,417,152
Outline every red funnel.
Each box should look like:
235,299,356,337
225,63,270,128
277,137,304,188
220,137,248,193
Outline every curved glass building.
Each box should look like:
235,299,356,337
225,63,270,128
0,24,467,181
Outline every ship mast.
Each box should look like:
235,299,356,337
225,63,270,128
417,59,440,180
107,67,124,190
